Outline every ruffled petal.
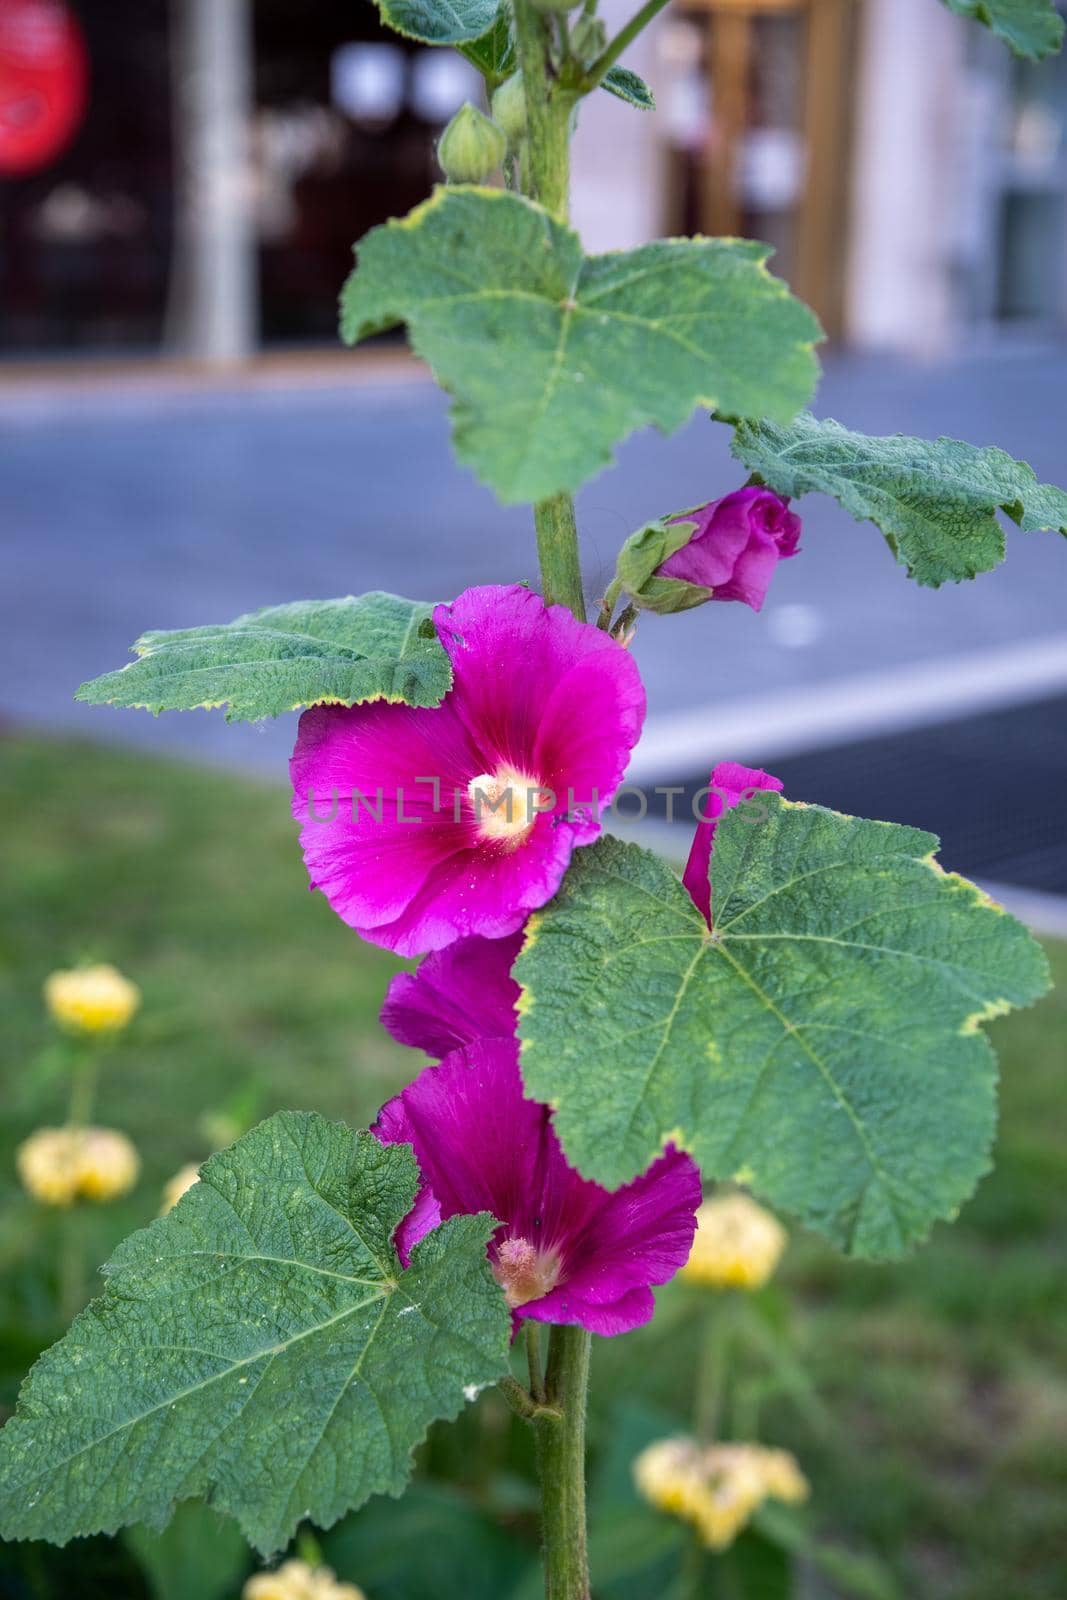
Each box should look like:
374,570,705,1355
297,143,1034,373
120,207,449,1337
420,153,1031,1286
380,931,523,1057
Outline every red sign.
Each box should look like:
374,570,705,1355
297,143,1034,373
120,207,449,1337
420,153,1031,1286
0,0,87,176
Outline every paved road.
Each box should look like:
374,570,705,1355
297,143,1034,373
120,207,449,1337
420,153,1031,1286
2,345,1066,785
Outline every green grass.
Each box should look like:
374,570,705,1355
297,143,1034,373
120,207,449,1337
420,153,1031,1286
1,732,1065,1600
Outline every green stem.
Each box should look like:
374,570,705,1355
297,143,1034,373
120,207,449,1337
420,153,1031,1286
535,496,586,620
534,1325,592,1600
67,1044,101,1130
513,0,574,224
695,1294,733,1444
58,1208,86,1325
584,0,674,91
513,0,586,622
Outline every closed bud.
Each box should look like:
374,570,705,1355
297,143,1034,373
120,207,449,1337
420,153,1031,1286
490,72,527,146
530,0,585,11
612,517,712,616
436,101,506,184
570,15,607,60
613,487,801,616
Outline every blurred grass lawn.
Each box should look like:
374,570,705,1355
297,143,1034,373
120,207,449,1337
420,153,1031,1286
1,733,1065,1600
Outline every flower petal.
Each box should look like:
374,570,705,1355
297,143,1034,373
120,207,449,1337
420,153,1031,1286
683,761,783,926
380,931,523,1057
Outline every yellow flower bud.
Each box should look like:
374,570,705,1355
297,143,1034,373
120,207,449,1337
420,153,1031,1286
160,1163,202,1215
634,1437,808,1551
243,1558,366,1600
44,964,140,1036
16,1126,140,1206
76,1127,141,1201
16,1128,83,1207
680,1193,787,1290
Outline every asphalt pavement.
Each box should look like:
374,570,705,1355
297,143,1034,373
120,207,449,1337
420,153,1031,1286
2,344,1065,801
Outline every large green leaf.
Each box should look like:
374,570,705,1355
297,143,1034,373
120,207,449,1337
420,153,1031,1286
0,1114,510,1555
942,0,1064,57
731,412,1067,586
515,800,1050,1257
341,187,821,504
75,593,452,722
373,0,499,44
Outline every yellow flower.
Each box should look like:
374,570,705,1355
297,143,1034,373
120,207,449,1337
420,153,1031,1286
680,1194,787,1290
44,964,141,1035
16,1126,140,1206
160,1163,201,1215
633,1437,808,1551
243,1558,366,1600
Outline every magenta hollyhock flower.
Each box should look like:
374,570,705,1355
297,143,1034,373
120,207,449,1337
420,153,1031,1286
373,1039,701,1336
684,761,783,926
658,488,801,611
290,585,645,957
380,930,522,1057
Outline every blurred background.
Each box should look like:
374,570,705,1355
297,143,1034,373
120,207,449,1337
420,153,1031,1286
1,2,1066,1598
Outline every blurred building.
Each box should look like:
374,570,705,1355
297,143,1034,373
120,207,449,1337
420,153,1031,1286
1,0,1066,362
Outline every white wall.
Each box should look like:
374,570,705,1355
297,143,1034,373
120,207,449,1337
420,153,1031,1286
845,0,967,354
570,0,665,252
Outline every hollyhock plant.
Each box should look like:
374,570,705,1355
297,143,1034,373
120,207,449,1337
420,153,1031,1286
291,584,645,956
380,929,523,1057
683,760,784,925
373,1038,701,1335
659,487,801,611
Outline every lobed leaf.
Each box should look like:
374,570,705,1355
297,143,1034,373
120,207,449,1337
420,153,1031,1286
75,593,452,722
372,0,500,44
942,0,1064,57
731,412,1067,586
0,1114,510,1555
515,798,1050,1258
341,187,821,504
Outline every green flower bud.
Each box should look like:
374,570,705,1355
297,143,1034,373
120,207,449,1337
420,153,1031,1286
529,0,585,12
570,15,607,60
491,73,527,146
613,516,712,615
436,102,507,184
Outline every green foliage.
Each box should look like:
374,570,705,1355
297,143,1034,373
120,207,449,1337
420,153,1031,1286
125,1501,251,1600
731,412,1067,586
459,8,516,81
75,593,451,722
0,1114,510,1555
942,0,1065,57
341,187,821,503
601,66,655,110
321,1482,536,1598
373,0,500,44
515,799,1050,1258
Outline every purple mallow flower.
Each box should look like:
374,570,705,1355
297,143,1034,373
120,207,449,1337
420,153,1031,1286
290,585,645,957
684,760,783,926
381,930,522,1058
373,1039,701,1336
659,488,801,612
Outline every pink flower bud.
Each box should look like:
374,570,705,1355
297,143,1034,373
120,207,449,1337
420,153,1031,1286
658,486,801,612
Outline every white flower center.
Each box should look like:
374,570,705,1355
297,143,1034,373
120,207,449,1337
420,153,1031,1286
467,766,550,844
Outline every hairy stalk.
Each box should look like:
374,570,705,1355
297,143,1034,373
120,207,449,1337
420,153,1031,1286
534,1325,592,1599
513,0,586,621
